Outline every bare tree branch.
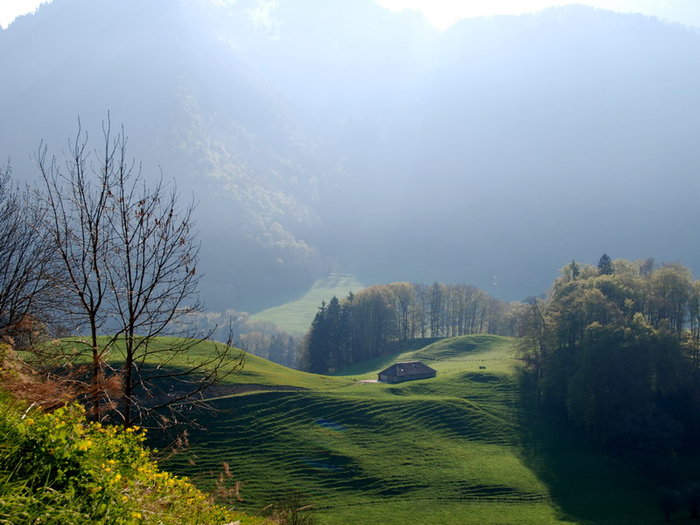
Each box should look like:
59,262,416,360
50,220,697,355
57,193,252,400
32,115,244,427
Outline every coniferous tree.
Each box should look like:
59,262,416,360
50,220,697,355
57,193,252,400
302,282,513,373
569,259,580,281
304,301,328,374
597,253,614,275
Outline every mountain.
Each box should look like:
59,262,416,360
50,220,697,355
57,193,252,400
2,0,700,311
0,0,327,311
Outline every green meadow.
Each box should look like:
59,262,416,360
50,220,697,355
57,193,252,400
157,335,663,524
251,273,364,334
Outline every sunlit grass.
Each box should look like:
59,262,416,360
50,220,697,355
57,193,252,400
250,273,364,334
157,334,664,524
52,335,352,391
46,333,664,523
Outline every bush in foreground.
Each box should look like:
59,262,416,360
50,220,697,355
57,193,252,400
0,394,266,524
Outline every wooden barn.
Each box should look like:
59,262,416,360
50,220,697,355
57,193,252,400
378,361,437,384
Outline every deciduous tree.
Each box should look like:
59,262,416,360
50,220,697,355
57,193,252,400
35,117,241,427
0,164,60,346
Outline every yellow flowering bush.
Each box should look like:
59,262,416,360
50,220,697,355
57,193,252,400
0,395,268,524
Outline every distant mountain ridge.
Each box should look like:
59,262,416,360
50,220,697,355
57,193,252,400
2,0,699,310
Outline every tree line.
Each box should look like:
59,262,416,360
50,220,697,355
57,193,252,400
0,117,240,428
300,282,522,374
190,308,300,368
520,255,700,470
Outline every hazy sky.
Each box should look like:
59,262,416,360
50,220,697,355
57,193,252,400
1,0,698,30
375,0,700,29
0,0,47,29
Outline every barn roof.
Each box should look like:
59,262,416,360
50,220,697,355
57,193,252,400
379,361,436,377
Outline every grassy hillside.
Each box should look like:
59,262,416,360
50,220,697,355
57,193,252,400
335,334,514,377
251,273,364,334
54,336,352,392
158,335,663,524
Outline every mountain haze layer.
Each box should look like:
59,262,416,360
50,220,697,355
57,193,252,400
2,0,699,311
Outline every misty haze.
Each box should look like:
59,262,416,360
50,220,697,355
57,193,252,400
3,0,699,314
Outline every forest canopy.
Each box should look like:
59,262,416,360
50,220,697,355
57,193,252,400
300,282,522,374
520,257,700,463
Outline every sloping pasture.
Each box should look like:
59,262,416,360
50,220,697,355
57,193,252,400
159,335,660,524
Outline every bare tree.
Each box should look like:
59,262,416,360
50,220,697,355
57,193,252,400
0,164,59,345
35,116,242,427
35,119,114,419
105,126,240,428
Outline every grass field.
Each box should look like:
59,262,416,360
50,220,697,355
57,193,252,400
155,335,664,524
250,273,364,334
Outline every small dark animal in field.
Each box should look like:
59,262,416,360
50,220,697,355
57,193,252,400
479,366,486,370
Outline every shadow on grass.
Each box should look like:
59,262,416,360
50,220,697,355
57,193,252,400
514,370,666,525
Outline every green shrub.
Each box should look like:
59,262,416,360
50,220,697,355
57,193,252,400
0,396,265,524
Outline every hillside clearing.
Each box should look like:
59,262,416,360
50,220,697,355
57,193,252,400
250,273,364,334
